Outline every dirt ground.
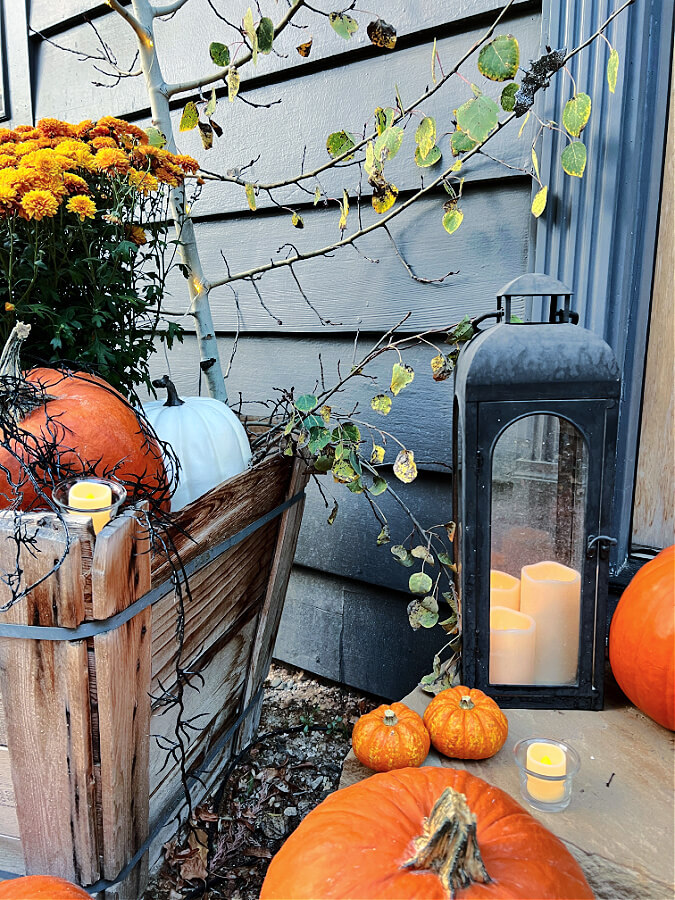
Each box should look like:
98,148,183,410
145,662,377,899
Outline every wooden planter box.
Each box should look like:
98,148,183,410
0,452,308,898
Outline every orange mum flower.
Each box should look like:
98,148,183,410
174,154,200,174
128,168,159,194
63,172,90,194
91,136,119,150
0,171,19,206
66,194,97,221
94,147,130,174
20,189,59,220
127,224,147,246
37,118,76,139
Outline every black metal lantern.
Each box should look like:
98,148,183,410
453,274,620,710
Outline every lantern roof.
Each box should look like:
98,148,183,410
455,323,621,402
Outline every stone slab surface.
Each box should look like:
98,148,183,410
340,687,675,899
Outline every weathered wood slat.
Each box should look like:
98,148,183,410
0,834,24,876
91,513,152,892
0,749,19,840
0,516,99,884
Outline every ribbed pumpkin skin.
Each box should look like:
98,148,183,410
423,687,508,759
352,703,430,772
261,767,593,899
609,545,675,730
0,368,168,511
0,876,91,898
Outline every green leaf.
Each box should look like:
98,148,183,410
376,524,391,545
408,597,439,630
244,182,256,211
477,34,519,81
449,317,473,343
374,126,404,163
257,17,274,54
415,144,442,168
308,430,331,455
179,101,199,132
455,94,499,143
331,459,358,483
531,185,548,217
371,394,392,415
374,107,395,136
341,423,361,443
227,66,240,102
442,208,464,235
294,393,317,413
411,545,434,565
347,477,364,493
313,455,333,473
607,48,619,94
146,126,166,148
371,444,385,464
209,42,230,67
205,86,217,117
390,362,414,395
450,129,477,156
415,117,436,158
371,180,398,214
326,130,356,161
291,212,304,229
391,545,414,567
561,141,587,177
327,501,338,525
393,449,417,483
329,11,359,39
500,82,519,111
562,93,591,137
409,571,433,595
531,146,540,180
369,476,388,496
243,8,258,64
437,551,454,567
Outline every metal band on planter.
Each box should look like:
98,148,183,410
0,490,305,641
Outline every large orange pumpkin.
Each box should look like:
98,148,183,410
352,702,430,772
261,766,593,899
0,325,168,512
423,687,508,760
609,545,675,730
0,876,90,898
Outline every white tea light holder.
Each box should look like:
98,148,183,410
53,477,127,535
513,737,580,812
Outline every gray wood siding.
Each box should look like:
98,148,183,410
20,1,541,689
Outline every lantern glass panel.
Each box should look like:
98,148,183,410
489,414,588,687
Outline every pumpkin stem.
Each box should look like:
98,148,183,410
403,787,491,898
383,709,398,726
0,322,45,423
152,375,185,407
459,695,475,710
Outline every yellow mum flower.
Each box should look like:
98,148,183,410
127,224,147,246
5,302,15,312
94,147,130,174
175,154,200,174
20,189,59,220
22,148,70,177
55,140,96,171
128,168,158,194
91,136,118,150
67,194,97,221
37,118,76,139
13,167,42,193
0,154,17,169
63,172,90,194
0,171,18,206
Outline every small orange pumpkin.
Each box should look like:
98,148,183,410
0,876,90,898
352,702,430,772
423,686,508,759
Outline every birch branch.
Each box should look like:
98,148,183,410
164,0,307,98
152,0,190,16
106,0,153,45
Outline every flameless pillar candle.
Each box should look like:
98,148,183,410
520,561,581,685
526,741,566,802
490,570,520,610
490,606,536,684
68,481,113,534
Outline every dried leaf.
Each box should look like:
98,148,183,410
291,211,304,228
338,189,349,231
367,18,396,49
297,38,313,57
391,544,414,567
371,394,392,415
243,7,259,64
531,146,540,180
408,596,439,630
205,86,217,117
376,523,391,545
319,405,331,424
393,448,417,483
179,101,199,131
430,353,454,381
371,443,385,464
371,179,398,213
244,182,256,211
198,120,213,150
411,545,434,564
180,829,208,883
327,500,338,525
227,66,240,102
390,362,414,395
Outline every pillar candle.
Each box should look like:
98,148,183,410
520,561,581,685
68,481,113,534
490,570,520,610
490,606,536,685
526,741,566,802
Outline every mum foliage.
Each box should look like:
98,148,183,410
0,117,198,400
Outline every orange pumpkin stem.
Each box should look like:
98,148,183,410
383,708,398,726
459,695,475,710
403,787,491,898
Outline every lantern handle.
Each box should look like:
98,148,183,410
496,273,578,325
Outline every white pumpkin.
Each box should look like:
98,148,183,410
144,376,252,511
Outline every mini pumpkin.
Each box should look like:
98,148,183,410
261,766,593,899
0,876,91,898
609,545,675,730
423,686,508,759
352,702,430,772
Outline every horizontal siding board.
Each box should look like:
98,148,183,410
160,180,531,331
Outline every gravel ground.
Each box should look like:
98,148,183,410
145,662,377,899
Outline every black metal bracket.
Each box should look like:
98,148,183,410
587,534,617,559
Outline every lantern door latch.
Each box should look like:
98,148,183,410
586,534,617,558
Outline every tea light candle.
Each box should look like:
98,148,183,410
490,570,520,610
68,481,113,534
490,606,536,684
526,740,566,802
520,561,581,684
